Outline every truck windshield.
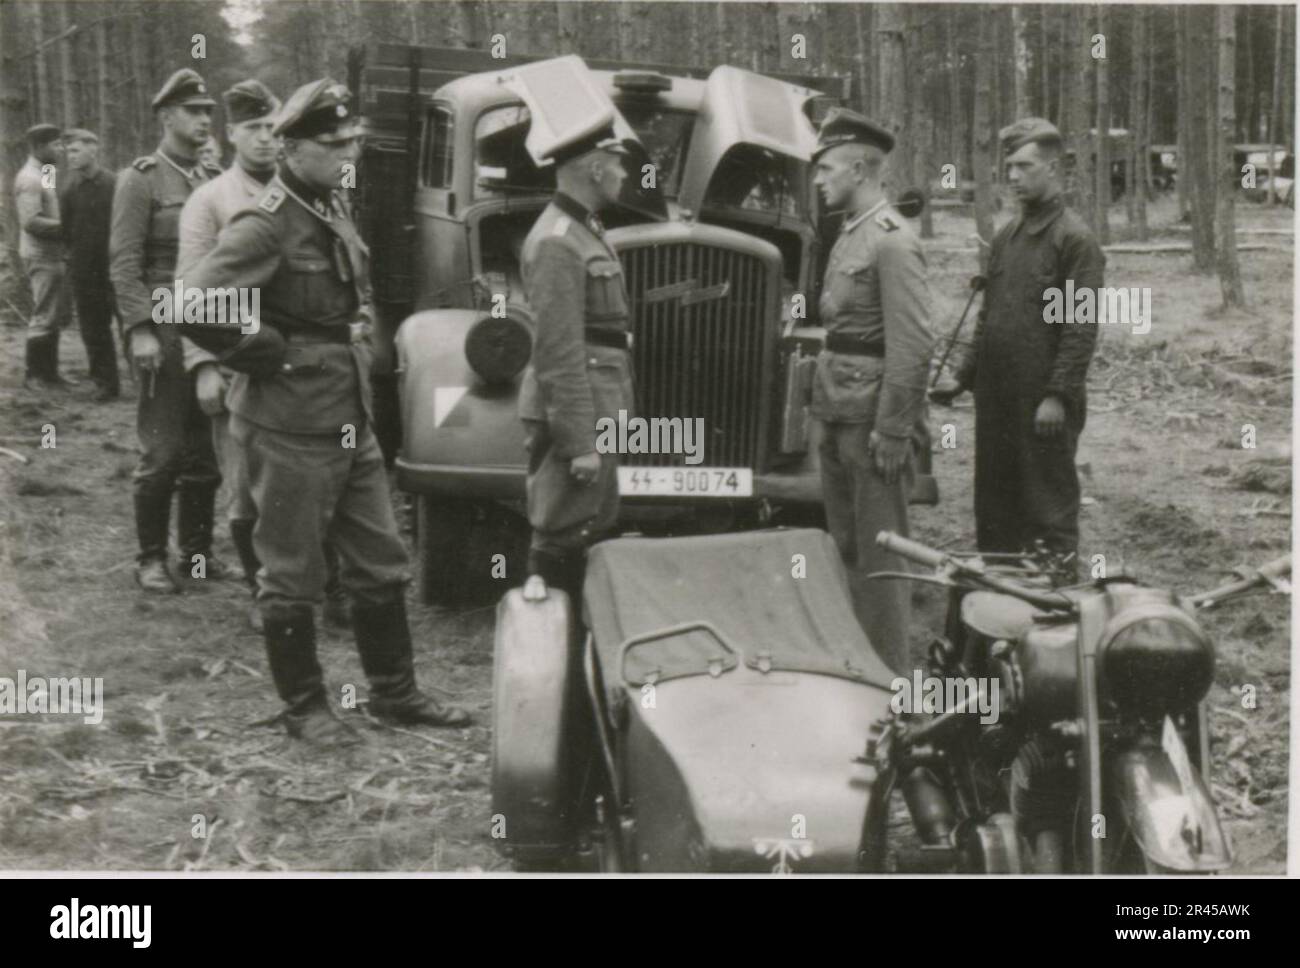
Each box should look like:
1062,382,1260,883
473,102,694,200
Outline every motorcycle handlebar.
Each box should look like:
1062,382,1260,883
875,531,947,570
876,530,1077,613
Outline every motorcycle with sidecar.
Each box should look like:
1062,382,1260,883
490,527,1287,873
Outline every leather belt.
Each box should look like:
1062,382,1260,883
825,332,884,357
284,327,355,346
585,327,632,351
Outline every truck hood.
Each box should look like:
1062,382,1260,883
676,65,822,218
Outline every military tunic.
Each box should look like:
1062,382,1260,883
518,193,634,566
177,161,275,528
813,199,933,673
182,165,403,610
109,146,222,562
955,193,1104,560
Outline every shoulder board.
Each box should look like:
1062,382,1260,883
551,214,571,237
258,187,286,214
875,213,900,232
131,156,157,172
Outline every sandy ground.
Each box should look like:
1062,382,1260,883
0,197,1291,872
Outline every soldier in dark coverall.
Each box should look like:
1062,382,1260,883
182,78,470,742
517,122,633,605
60,129,120,401
931,119,1104,574
110,69,231,593
810,108,934,674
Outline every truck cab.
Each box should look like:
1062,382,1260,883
348,45,930,603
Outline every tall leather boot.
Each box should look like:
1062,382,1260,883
263,604,356,744
133,486,178,593
321,544,349,628
46,331,77,388
177,483,235,580
229,517,263,631
353,597,473,727
23,334,56,389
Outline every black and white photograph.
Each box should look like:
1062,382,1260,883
0,0,1294,896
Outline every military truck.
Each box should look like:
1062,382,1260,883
348,44,930,604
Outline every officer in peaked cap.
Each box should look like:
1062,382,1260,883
181,78,471,743
151,68,218,111
931,117,1104,577
514,99,634,609
178,76,293,635
810,107,933,674
811,106,896,161
274,78,362,141
110,67,227,594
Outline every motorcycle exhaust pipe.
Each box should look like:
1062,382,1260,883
901,766,957,845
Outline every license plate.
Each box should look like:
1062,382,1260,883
618,467,753,498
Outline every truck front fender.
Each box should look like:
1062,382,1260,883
395,308,528,493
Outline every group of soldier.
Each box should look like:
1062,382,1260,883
16,68,470,744
11,61,1102,746
522,106,1104,677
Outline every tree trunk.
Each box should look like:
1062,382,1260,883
1062,6,1093,221
1184,7,1217,272
97,16,111,146
1267,5,1284,204
1,0,29,288
907,5,933,238
555,1,582,55
854,4,872,114
129,8,148,158
1176,7,1189,219
1094,6,1110,243
1134,8,1150,240
876,4,907,166
32,1,49,121
1039,5,1050,117
945,6,961,171
1126,7,1138,226
1215,7,1245,307
973,14,995,268
1012,5,1031,117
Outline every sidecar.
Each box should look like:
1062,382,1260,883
492,528,900,872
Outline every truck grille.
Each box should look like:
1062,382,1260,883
618,243,771,469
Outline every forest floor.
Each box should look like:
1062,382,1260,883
0,197,1292,873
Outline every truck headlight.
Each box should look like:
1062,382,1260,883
465,315,532,385
1099,604,1214,716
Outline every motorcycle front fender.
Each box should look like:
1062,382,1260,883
1110,746,1233,872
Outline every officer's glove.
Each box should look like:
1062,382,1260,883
194,364,227,416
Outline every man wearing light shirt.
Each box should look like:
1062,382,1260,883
177,79,282,628
14,123,72,388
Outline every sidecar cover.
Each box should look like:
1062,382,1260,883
581,528,899,872
583,528,898,690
